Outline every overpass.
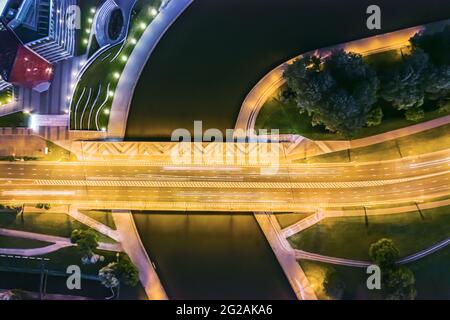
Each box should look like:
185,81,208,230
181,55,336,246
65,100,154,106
0,147,448,212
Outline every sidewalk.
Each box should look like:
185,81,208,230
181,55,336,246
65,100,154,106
234,24,450,159
0,228,121,256
68,206,121,242
282,198,450,238
112,211,168,300
254,212,317,300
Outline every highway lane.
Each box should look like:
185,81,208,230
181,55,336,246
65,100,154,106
0,149,449,183
0,149,448,210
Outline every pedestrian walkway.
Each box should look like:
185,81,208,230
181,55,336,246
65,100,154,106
112,211,168,300
0,228,121,256
233,24,450,159
282,198,450,238
293,236,450,268
68,206,121,242
254,212,317,300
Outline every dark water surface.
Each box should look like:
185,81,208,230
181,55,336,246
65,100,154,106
125,0,450,139
133,212,296,300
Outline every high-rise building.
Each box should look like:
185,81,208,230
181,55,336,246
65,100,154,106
1,0,75,64
0,20,54,91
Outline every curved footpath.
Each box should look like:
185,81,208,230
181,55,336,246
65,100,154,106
0,228,122,256
234,26,422,134
233,25,450,158
107,0,194,139
294,237,450,268
280,199,450,268
112,211,168,300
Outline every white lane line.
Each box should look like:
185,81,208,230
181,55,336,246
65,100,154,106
95,83,111,131
87,84,103,130
73,87,86,130
79,87,93,129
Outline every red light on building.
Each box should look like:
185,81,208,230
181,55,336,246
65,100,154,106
8,46,54,91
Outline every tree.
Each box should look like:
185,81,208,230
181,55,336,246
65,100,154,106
368,238,417,300
366,107,383,127
277,86,297,104
98,253,140,298
405,107,425,122
99,263,120,299
369,238,399,268
411,27,450,109
438,99,450,114
70,229,99,259
284,50,379,137
115,253,139,287
384,266,417,300
323,269,346,299
35,203,51,210
379,49,430,111
411,25,450,66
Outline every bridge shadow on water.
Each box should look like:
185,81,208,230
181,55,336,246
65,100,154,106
133,212,296,300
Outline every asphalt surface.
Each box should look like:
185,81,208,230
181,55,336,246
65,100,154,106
0,149,448,210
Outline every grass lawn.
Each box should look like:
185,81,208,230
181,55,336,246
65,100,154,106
255,44,449,142
0,112,29,128
301,123,450,163
71,0,162,131
0,235,50,249
288,205,450,261
275,212,313,229
300,245,450,300
79,210,116,230
0,211,116,244
0,248,147,300
255,98,338,140
256,94,450,141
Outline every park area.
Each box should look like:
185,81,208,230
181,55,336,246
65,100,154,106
285,206,450,299
256,21,450,141
0,208,145,300
300,246,450,300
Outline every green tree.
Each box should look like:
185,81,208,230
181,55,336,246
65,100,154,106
379,50,430,111
284,50,379,137
98,253,139,291
384,266,417,300
438,99,450,113
405,107,425,122
70,229,99,258
115,253,139,287
323,269,346,299
369,238,399,269
411,27,450,110
411,25,450,66
99,263,120,299
366,107,383,127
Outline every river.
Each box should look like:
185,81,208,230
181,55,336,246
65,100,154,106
133,212,296,299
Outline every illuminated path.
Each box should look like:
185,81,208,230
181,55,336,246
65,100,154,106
235,26,423,135
0,228,122,256
108,0,194,138
292,237,450,268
